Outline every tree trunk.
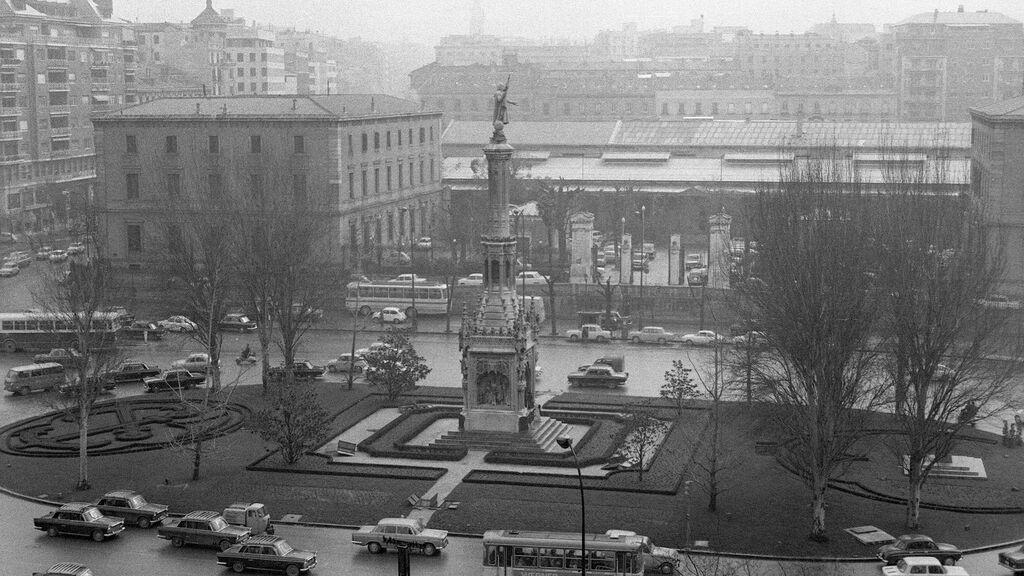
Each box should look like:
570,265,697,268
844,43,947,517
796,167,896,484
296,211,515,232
905,458,923,529
77,403,90,490
810,477,828,541
191,438,203,481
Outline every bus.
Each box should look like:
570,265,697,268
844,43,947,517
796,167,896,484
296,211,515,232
482,529,649,576
0,310,125,353
345,281,450,317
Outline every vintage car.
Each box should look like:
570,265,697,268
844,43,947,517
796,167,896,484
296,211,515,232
93,490,168,528
882,556,969,576
34,502,125,542
33,347,86,367
57,375,116,396
100,360,160,385
605,530,680,575
999,545,1024,574
223,502,275,535
352,517,449,556
628,326,676,345
32,563,94,576
157,315,198,332
219,313,258,332
217,535,317,576
457,273,484,286
0,262,20,277
157,510,251,550
326,353,367,375
122,321,166,340
67,241,86,255
566,324,612,342
680,330,727,346
567,364,629,388
144,369,206,392
171,353,219,374
371,307,407,324
267,360,326,382
878,534,963,566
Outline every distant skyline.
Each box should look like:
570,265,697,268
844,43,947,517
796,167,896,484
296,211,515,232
115,0,1024,44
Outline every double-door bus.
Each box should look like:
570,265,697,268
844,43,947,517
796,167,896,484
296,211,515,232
0,311,124,353
482,529,647,576
345,281,450,317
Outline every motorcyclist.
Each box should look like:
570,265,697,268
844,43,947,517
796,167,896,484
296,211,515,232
240,343,252,360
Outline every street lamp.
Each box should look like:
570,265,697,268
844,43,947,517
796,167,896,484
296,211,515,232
512,207,526,312
636,205,646,329
556,436,586,576
400,207,417,330
684,479,693,550
347,278,361,390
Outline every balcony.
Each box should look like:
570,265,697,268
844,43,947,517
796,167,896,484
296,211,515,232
90,82,111,91
47,104,72,114
0,82,23,92
46,61,68,70
47,81,70,90
0,130,26,141
90,61,111,69
50,126,72,137
1,58,23,66
0,152,26,163
0,107,22,116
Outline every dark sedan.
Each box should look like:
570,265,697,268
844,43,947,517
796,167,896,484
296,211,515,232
123,321,166,340
143,369,206,392
217,535,317,575
33,503,124,542
93,490,168,528
878,534,962,565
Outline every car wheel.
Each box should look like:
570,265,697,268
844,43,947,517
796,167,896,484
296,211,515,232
137,517,151,529
596,336,607,342
368,542,383,554
406,306,417,318
328,365,337,373
659,562,674,574
632,336,641,343
683,340,693,346
171,537,184,547
569,334,579,341
658,338,666,345
2,339,16,353
219,539,233,551
943,558,956,566
91,530,105,542
285,565,301,576
18,386,29,396
231,560,246,573
46,527,59,537
423,543,437,556
359,305,373,317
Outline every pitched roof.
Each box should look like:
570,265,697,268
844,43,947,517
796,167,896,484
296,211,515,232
969,96,1024,119
895,10,1020,26
95,95,429,121
442,121,618,147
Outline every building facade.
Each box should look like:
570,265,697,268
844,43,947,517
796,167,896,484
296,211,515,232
0,0,136,235
92,95,444,270
969,97,1024,297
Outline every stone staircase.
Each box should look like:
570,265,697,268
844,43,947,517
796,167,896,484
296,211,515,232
431,416,572,453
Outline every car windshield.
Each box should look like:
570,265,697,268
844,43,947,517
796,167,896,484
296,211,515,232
209,517,227,530
82,507,102,520
129,495,147,507
274,540,294,555
238,316,251,323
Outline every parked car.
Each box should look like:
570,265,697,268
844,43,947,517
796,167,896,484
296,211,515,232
5,251,31,267
457,273,484,286
566,324,612,342
999,544,1024,574
415,236,433,250
157,510,251,550
576,355,626,373
680,330,727,346
878,534,963,566
515,270,549,285
883,557,969,576
687,267,708,286
217,534,317,575
356,342,390,358
57,375,116,396
0,262,19,277
101,360,160,385
158,315,198,332
171,353,219,374
123,321,166,340
604,530,680,575
93,490,168,528
352,517,449,556
382,250,411,267
48,249,69,263
32,563,94,576
33,347,85,367
143,369,206,392
371,307,407,324
732,331,768,348
388,273,429,284
67,241,86,255
35,246,54,260
220,313,257,332
567,363,629,387
267,360,326,381
630,253,649,272
327,353,367,374
628,326,675,344
222,502,275,535
33,502,125,542
977,294,1021,310
684,253,705,270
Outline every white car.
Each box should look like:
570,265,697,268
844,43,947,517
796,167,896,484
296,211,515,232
415,236,432,250
158,315,198,332
882,557,969,576
566,324,612,342
327,353,368,374
48,249,69,263
0,262,19,277
67,242,86,255
171,353,219,374
457,273,484,286
680,330,727,346
684,253,705,270
388,274,429,284
515,270,549,285
371,307,407,324
628,326,675,344
356,342,391,358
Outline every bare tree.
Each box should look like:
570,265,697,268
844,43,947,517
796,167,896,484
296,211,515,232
250,379,330,464
740,150,885,541
691,343,743,512
872,152,1022,528
536,179,581,267
618,402,669,482
164,374,248,481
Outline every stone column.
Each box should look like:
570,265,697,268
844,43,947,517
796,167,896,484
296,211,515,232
668,233,682,285
708,213,732,289
619,233,632,285
569,212,595,284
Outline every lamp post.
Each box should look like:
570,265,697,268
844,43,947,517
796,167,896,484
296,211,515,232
512,207,526,312
400,207,417,330
347,278,361,390
636,205,646,329
684,479,693,550
557,436,586,576
375,214,383,270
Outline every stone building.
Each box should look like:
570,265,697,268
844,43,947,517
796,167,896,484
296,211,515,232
0,0,136,234
92,94,444,270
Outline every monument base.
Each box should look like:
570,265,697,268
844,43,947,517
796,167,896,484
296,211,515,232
463,408,530,433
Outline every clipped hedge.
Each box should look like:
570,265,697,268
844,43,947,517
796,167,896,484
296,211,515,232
484,413,621,467
358,405,467,461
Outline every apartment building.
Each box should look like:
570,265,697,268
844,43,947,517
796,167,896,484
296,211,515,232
0,0,136,235
92,94,443,270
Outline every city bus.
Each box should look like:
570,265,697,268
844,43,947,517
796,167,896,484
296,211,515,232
482,529,648,576
0,310,125,353
345,281,450,317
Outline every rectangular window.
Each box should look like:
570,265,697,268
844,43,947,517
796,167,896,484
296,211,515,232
292,173,307,204
409,162,415,186
430,158,435,181
294,135,304,153
374,132,380,150
386,165,392,190
361,133,367,152
167,173,180,198
398,164,403,187
347,134,353,156
125,173,139,200
125,134,137,154
386,131,391,148
165,135,177,153
361,169,367,197
408,129,413,145
429,125,434,141
209,135,219,153
419,127,425,143
398,130,402,146
374,168,380,194
250,135,262,153
208,173,221,198
126,224,142,252
251,174,263,204
419,160,424,183
348,172,355,199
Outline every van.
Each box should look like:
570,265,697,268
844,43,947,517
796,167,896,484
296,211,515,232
4,362,66,395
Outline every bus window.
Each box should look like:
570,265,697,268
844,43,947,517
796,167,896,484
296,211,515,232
565,549,582,570
25,320,39,330
513,547,537,567
590,550,614,572
428,288,442,299
539,548,564,568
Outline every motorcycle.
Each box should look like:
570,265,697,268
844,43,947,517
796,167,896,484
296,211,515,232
235,353,258,365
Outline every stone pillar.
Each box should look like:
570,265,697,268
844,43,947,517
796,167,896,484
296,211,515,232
619,233,632,285
708,213,732,289
569,212,595,284
668,233,682,285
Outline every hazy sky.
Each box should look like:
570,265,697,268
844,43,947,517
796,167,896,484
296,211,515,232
115,0,1024,44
